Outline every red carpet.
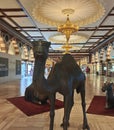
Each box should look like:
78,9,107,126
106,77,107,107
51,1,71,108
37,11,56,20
87,96,114,116
7,96,64,116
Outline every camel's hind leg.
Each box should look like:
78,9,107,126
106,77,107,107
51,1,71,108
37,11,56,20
80,85,90,130
62,94,74,130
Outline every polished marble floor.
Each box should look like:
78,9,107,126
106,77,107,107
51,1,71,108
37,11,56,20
0,74,114,130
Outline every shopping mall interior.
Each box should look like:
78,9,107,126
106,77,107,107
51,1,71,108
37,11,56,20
0,0,114,130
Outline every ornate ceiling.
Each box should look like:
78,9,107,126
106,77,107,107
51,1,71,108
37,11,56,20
0,0,114,60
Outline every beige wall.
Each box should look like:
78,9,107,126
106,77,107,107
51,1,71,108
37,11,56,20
0,52,21,84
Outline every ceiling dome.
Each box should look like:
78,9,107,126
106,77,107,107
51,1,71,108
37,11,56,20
32,0,105,27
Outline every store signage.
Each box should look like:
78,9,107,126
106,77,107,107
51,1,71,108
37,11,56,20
0,57,8,77
16,60,21,75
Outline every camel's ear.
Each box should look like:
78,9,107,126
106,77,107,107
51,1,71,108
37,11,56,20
32,41,39,48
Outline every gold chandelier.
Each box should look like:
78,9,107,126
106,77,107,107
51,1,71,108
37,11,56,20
58,9,79,43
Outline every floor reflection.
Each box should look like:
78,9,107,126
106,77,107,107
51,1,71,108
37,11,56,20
20,76,32,96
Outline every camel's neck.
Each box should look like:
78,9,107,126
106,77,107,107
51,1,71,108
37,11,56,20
33,59,46,81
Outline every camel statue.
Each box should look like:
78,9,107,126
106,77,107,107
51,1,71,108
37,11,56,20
25,40,50,104
102,81,114,109
47,54,89,130
25,40,89,130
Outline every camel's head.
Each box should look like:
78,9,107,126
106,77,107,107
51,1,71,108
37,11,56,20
32,40,51,61
101,81,113,92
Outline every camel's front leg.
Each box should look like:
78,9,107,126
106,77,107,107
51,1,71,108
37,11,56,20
80,89,90,130
49,94,55,130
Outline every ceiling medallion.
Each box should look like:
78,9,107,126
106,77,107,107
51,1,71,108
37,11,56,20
49,33,84,53
32,0,105,27
49,33,88,44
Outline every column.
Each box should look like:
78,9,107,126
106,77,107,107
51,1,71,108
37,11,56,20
106,60,111,76
99,61,103,75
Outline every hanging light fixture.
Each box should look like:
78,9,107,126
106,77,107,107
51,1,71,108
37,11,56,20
58,9,79,44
